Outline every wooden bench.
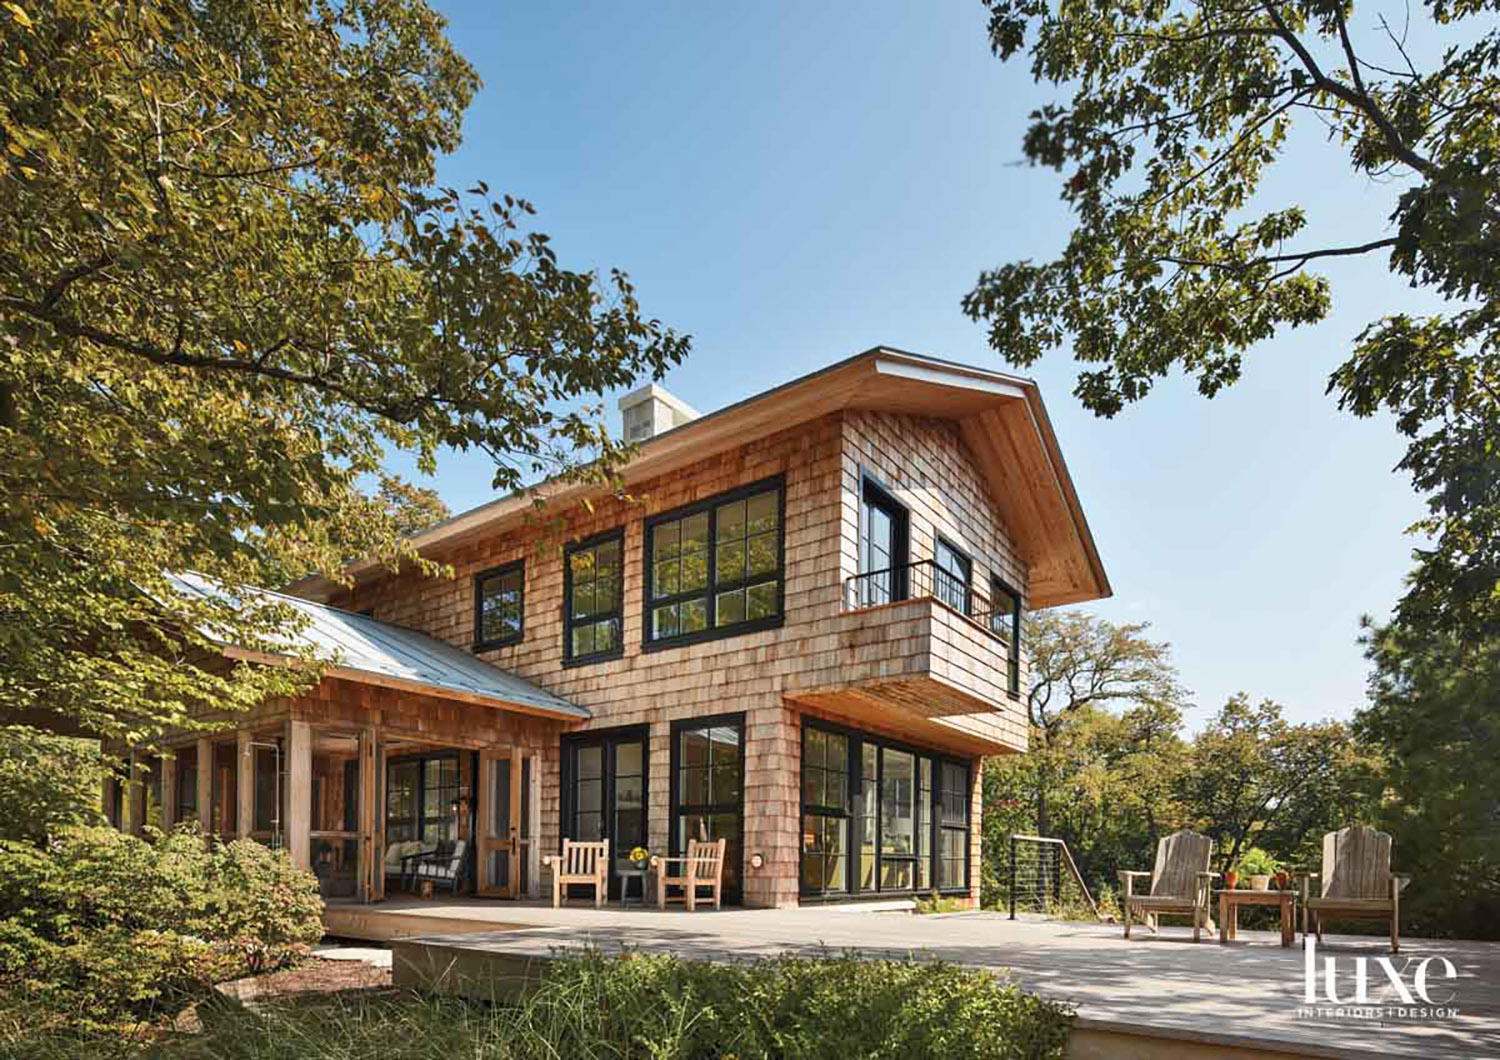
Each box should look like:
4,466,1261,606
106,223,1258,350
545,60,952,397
542,839,609,908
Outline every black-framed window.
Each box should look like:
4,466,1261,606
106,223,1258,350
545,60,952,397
560,726,648,887
474,561,524,649
857,475,908,607
801,719,970,898
565,530,624,664
645,477,784,649
385,753,459,843
934,537,972,615
938,762,970,890
990,576,1022,696
800,726,850,895
671,713,744,902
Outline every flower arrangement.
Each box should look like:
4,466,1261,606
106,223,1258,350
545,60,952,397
629,846,650,867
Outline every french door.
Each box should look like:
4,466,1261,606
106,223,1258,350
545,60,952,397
858,477,908,606
561,728,647,897
477,748,535,898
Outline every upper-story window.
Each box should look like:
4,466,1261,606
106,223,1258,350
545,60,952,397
856,476,908,608
645,477,784,649
990,576,1022,696
473,561,524,649
934,537,972,615
565,530,624,664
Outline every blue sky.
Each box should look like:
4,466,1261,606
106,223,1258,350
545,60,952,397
403,1,1437,729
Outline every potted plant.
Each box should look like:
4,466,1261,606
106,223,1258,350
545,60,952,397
1235,848,1280,891
1274,868,1291,891
1223,867,1240,890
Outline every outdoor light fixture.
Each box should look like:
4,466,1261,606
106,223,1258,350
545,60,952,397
750,852,765,870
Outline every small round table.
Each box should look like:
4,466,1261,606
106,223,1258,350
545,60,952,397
619,867,650,908
1217,888,1296,946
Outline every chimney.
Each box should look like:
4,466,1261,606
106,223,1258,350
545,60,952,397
618,383,700,443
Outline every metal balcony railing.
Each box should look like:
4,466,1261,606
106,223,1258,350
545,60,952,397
842,560,1009,643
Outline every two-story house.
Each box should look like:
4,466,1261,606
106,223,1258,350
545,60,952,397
104,347,1109,912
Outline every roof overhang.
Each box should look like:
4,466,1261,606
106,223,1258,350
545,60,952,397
289,347,1110,609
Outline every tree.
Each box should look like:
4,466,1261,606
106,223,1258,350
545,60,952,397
371,476,452,541
1023,611,1189,837
0,726,105,844
1181,695,1376,872
1355,621,1500,938
0,0,688,744
964,0,1500,641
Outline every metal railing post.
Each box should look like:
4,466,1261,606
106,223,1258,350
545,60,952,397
1009,833,1017,920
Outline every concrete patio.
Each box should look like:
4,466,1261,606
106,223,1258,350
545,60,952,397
348,901,1500,1060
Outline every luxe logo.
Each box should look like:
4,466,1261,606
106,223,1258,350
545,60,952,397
1303,936,1458,1006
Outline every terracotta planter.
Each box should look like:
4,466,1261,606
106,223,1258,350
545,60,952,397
1275,870,1290,890
1224,870,1239,889
1250,874,1271,891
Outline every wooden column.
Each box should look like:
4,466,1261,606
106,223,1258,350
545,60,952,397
101,773,118,831
358,728,378,902
127,751,146,835
236,730,254,840
160,752,177,830
527,750,542,898
196,737,213,834
285,719,311,869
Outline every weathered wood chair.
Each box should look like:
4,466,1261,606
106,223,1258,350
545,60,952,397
542,838,609,909
1120,829,1217,942
413,839,469,897
1300,824,1410,952
651,838,726,911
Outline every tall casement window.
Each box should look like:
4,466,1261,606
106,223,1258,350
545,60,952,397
564,530,624,664
645,478,784,649
934,537,972,615
990,576,1023,696
937,762,971,890
801,720,971,898
385,754,459,843
473,561,524,649
857,476,908,607
800,726,850,895
671,714,744,901
562,727,647,893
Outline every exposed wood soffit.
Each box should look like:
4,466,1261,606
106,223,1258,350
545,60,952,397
290,348,1110,608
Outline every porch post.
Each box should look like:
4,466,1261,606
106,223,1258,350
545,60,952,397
101,772,117,831
160,752,177,830
196,737,213,834
127,750,146,835
236,729,254,839
527,750,542,898
358,728,378,902
285,719,311,870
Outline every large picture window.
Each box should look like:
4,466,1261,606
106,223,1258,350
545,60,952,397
385,754,459,843
646,478,784,649
800,720,971,898
474,561,524,649
565,530,624,664
671,714,744,902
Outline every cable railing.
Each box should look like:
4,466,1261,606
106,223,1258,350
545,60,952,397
843,559,1010,641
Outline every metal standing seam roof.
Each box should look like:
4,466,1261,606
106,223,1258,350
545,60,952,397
167,572,589,720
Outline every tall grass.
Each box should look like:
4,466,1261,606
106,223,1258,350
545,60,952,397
1,951,1074,1060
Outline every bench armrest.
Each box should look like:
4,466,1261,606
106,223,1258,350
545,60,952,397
1118,870,1151,880
1391,872,1412,893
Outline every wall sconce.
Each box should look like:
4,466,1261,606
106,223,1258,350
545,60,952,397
749,852,765,870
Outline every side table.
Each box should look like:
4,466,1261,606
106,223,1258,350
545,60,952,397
619,867,650,908
1218,888,1295,946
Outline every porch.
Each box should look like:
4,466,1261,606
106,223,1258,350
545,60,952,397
374,905,1500,1060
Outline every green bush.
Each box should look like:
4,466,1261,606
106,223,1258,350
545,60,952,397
136,950,1071,1060
0,826,323,1031
0,727,107,845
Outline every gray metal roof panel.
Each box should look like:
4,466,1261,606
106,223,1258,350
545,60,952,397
168,572,588,720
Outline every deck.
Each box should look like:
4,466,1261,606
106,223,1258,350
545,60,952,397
328,899,1500,1060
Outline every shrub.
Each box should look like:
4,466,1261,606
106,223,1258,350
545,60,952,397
0,826,323,1031
0,727,107,845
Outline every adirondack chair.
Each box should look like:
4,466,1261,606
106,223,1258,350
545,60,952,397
1300,824,1410,952
542,838,609,908
651,838,726,911
1120,829,1217,942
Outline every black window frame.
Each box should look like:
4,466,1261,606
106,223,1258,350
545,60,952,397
669,711,746,904
800,725,854,896
990,575,1023,698
937,760,972,891
934,535,973,616
642,475,786,652
560,724,650,896
857,471,910,606
563,527,626,667
798,717,972,900
383,751,461,845
473,560,525,651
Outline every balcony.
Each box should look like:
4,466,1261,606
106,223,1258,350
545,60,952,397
790,562,1026,754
